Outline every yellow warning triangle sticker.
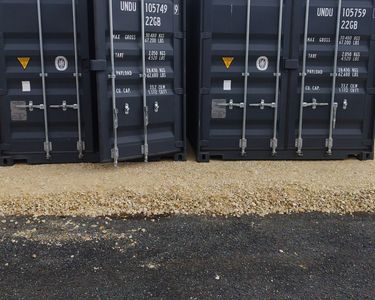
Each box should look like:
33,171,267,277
17,57,31,70
222,57,234,69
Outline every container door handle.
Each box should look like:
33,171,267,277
49,101,78,111
216,99,245,110
303,98,329,109
16,101,45,112
249,99,276,110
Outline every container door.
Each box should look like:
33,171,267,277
288,0,375,158
200,0,290,159
0,0,94,164
95,0,185,165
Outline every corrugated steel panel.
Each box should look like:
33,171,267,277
93,0,186,165
188,0,375,161
0,0,97,165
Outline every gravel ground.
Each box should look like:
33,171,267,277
0,155,374,217
0,214,374,298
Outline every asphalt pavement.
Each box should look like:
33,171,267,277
0,213,374,299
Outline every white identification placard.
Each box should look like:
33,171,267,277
223,80,231,91
22,81,31,92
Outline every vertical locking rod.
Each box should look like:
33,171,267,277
141,0,149,162
72,0,84,158
37,0,51,159
109,0,119,166
296,0,311,156
240,0,252,156
271,0,284,155
327,0,342,155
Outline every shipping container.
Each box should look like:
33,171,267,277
92,0,186,166
188,0,375,161
0,0,98,165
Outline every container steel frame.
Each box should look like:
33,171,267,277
189,0,375,162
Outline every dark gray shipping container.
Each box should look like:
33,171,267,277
0,0,98,165
93,0,186,165
188,0,375,161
